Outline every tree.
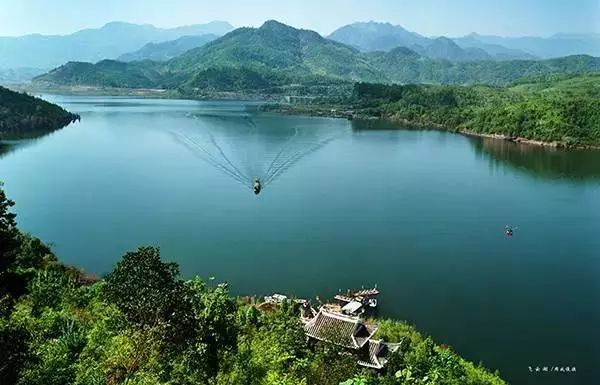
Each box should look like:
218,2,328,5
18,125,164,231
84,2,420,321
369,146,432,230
0,183,22,304
104,246,181,327
16,233,56,271
340,376,371,385
186,278,238,371
165,278,239,381
0,320,30,385
0,182,19,275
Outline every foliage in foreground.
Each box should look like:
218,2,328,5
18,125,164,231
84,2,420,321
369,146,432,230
0,185,506,385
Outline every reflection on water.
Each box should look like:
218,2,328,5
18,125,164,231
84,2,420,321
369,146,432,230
0,140,33,159
0,142,13,157
471,137,600,181
352,117,600,182
0,131,61,159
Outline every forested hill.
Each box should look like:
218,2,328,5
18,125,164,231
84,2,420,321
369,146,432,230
367,50,600,85
166,20,383,82
282,74,600,148
32,21,600,96
0,87,78,139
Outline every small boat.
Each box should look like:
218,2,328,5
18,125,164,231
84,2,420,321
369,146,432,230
264,293,288,303
366,298,377,308
334,286,380,314
354,288,380,297
253,178,262,195
334,294,354,304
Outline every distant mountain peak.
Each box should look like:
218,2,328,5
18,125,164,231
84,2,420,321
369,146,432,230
258,20,322,40
102,21,138,27
96,21,154,31
100,20,133,28
361,21,391,25
346,21,412,34
260,20,292,30
432,36,456,44
162,21,386,86
353,21,394,27
203,20,233,27
328,21,428,52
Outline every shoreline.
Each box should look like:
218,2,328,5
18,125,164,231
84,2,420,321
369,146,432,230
10,84,285,102
10,85,600,149
263,105,600,150
457,129,600,150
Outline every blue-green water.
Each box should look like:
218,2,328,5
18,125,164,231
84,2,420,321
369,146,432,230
1,96,599,385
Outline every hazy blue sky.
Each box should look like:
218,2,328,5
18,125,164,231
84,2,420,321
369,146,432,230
0,0,598,37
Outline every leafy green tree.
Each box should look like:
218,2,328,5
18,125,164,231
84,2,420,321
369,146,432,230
340,376,371,385
185,278,238,374
18,317,86,385
28,269,76,316
308,342,358,385
0,320,30,385
0,182,24,311
165,278,239,382
15,234,56,271
104,246,181,327
0,183,19,277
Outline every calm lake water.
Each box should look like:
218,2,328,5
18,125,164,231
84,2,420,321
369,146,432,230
1,96,599,385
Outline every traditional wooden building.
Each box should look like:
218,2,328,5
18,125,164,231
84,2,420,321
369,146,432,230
303,308,401,369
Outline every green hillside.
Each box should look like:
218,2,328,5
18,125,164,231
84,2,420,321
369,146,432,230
348,74,600,147
369,50,600,85
35,60,165,89
0,87,78,139
167,21,385,82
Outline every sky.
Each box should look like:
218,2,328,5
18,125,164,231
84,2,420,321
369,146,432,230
0,0,598,37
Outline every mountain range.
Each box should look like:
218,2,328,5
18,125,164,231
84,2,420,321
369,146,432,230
327,21,600,60
327,22,535,60
455,32,600,58
33,21,600,95
3,19,599,86
0,21,233,70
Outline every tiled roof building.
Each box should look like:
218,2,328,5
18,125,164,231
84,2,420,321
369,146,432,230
304,308,401,369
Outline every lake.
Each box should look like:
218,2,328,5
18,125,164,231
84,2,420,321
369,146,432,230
1,95,599,385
